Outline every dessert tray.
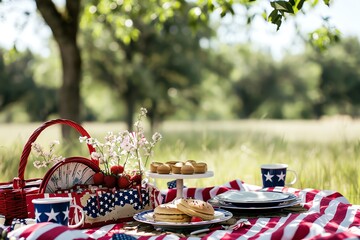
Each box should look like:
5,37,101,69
146,171,214,199
146,171,214,179
208,190,301,210
133,208,232,232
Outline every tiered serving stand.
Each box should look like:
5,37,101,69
146,171,214,199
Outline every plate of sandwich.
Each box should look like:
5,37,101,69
133,198,233,232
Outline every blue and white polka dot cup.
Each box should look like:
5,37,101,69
261,164,297,188
32,197,84,228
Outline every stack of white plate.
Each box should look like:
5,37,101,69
208,190,301,210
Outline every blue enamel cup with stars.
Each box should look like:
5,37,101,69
32,197,85,228
261,164,297,188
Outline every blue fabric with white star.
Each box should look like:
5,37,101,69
83,189,150,218
111,233,137,240
10,218,30,231
167,180,177,189
167,180,186,189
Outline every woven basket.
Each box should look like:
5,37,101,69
0,119,96,224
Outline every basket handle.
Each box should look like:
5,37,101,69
14,119,97,189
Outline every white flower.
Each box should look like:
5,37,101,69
140,107,147,116
31,140,65,169
79,136,88,143
152,132,162,142
138,136,148,146
79,107,162,175
91,152,101,160
33,160,42,169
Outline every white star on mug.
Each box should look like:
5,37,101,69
35,209,42,222
45,208,59,221
264,172,274,182
277,171,286,182
63,207,69,220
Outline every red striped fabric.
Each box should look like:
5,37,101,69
7,180,360,240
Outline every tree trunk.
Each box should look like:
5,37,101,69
147,100,157,134
35,0,81,140
123,43,137,131
58,41,81,138
125,82,136,131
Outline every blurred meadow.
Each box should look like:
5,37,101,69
1,118,359,204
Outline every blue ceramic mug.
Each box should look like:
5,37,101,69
261,164,297,188
32,197,84,228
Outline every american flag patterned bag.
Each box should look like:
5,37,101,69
26,183,159,229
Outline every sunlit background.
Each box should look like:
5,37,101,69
1,0,360,204
1,0,360,59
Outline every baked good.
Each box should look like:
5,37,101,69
154,203,191,222
185,160,197,166
194,162,207,174
156,164,171,174
150,162,162,173
175,198,215,220
166,161,179,166
171,162,183,174
181,163,194,174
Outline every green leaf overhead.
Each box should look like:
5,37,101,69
270,1,294,13
268,9,282,30
268,9,281,23
323,0,330,6
297,0,306,10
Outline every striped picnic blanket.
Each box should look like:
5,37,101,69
8,180,360,240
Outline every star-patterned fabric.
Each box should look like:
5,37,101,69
83,189,150,218
26,185,157,229
166,180,187,189
167,180,177,189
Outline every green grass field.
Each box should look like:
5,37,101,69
0,118,359,204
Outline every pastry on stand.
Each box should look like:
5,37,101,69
146,161,214,199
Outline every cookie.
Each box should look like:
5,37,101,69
181,164,194,174
157,164,171,174
171,162,184,174
194,162,207,174
150,162,163,173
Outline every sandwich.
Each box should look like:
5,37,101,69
175,198,215,221
153,202,191,222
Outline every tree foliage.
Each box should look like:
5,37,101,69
229,37,360,119
231,46,320,119
81,0,231,129
0,50,35,112
0,0,353,128
0,50,58,122
309,37,360,117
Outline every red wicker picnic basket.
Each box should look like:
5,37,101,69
0,119,97,224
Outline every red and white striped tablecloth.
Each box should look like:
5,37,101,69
8,180,360,240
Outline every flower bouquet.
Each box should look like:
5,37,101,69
79,107,162,189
